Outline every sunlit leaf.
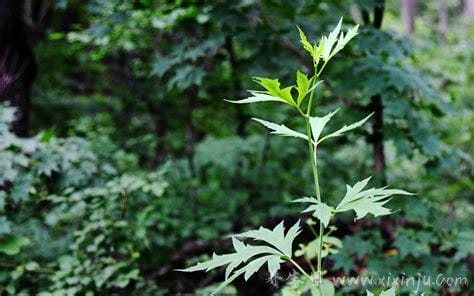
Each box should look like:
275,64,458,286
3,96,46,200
254,77,296,106
322,17,342,60
296,71,310,106
297,26,315,57
226,91,287,104
252,118,309,141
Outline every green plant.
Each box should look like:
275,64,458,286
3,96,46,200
0,104,169,295
178,19,413,294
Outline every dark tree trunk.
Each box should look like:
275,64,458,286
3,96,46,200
371,1,387,184
371,95,385,177
401,0,417,34
0,0,37,136
438,0,448,44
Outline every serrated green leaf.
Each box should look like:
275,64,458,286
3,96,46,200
253,77,296,106
178,221,300,294
234,221,301,257
297,26,314,56
242,255,271,280
332,24,359,56
293,197,334,227
309,109,340,144
336,177,414,219
254,77,280,94
318,112,373,143
267,255,283,279
252,118,308,141
322,17,342,60
226,91,287,104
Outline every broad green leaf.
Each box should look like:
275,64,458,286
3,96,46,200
178,221,301,295
296,71,310,106
226,91,287,104
254,77,296,106
318,112,373,143
0,235,30,255
293,197,334,227
296,72,324,106
309,109,340,143
336,177,414,219
252,118,308,141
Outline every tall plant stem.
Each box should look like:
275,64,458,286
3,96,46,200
303,75,325,286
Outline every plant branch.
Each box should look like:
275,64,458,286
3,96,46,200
303,74,325,286
288,258,314,284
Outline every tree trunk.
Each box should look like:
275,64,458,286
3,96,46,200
438,0,448,44
401,0,417,34
371,1,387,184
462,0,474,19
0,0,37,136
371,95,385,177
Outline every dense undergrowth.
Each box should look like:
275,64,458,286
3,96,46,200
0,0,473,295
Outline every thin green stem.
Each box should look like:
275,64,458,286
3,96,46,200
305,118,320,199
288,258,314,284
308,223,319,238
316,60,329,78
317,222,324,284
305,255,317,275
302,63,327,287
304,109,325,286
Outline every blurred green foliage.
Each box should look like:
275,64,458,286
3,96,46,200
1,0,472,294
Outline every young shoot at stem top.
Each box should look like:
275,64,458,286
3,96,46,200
178,18,413,296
